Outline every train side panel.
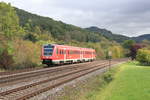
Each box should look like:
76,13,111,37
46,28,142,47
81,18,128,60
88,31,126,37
41,44,96,66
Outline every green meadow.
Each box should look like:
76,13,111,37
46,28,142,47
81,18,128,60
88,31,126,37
91,62,150,100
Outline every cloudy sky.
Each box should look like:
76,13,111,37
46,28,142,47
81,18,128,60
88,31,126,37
1,0,150,37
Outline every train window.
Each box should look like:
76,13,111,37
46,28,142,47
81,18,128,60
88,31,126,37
62,50,64,54
43,44,54,56
59,50,61,55
61,50,63,54
68,51,69,55
56,49,58,54
44,44,54,48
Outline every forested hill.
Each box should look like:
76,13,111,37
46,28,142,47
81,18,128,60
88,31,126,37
132,34,150,42
85,26,130,43
0,2,129,70
15,8,108,43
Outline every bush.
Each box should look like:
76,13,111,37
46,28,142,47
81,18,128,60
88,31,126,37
14,58,37,69
0,49,14,69
108,45,124,59
13,39,41,69
136,49,150,65
103,73,113,83
23,33,38,43
130,44,145,60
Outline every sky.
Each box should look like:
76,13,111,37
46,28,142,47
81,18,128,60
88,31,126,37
1,0,150,37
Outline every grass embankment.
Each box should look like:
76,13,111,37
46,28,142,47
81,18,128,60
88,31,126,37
91,62,150,100
0,69,5,72
55,64,120,100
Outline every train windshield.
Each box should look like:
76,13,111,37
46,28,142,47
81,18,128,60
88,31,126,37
43,44,54,56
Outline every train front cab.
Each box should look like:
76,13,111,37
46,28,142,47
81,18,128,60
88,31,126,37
42,44,54,66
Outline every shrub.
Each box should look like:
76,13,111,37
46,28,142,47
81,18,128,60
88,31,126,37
0,49,14,69
108,45,124,59
130,44,145,60
103,73,113,83
23,33,38,43
136,49,150,65
13,39,41,69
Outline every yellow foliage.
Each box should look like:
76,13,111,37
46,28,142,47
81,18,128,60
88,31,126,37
109,46,124,58
136,48,150,65
13,39,41,68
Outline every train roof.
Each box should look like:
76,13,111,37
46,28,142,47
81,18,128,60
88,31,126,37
43,44,95,51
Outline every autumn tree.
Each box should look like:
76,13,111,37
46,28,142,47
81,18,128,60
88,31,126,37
123,40,135,49
130,44,145,60
0,2,21,39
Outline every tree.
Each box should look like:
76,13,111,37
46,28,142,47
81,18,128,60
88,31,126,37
130,44,145,60
24,19,34,32
136,49,150,65
34,26,42,35
123,40,135,49
0,49,14,69
23,33,38,43
0,2,21,39
111,46,124,58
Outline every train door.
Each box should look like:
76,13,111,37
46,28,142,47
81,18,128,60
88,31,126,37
91,51,94,60
64,48,66,62
82,50,84,61
80,50,83,61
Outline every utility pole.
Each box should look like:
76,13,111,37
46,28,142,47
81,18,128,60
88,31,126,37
108,51,112,70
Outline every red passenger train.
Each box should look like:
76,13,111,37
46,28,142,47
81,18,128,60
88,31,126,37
41,44,96,66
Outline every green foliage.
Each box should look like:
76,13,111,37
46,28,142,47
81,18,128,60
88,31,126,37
86,26,130,43
122,40,135,49
136,49,150,65
15,8,106,43
13,39,41,69
112,46,124,58
0,49,14,69
34,26,42,35
7,41,14,55
122,40,135,57
0,2,21,38
103,73,113,83
23,33,38,42
0,42,4,54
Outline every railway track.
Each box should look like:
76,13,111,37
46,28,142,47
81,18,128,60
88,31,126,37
0,59,128,100
0,67,44,76
0,60,106,84
0,59,105,76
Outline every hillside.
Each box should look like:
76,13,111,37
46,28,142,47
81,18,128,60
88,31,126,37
85,26,130,43
132,34,150,42
0,2,127,70
15,8,108,43
17,8,150,44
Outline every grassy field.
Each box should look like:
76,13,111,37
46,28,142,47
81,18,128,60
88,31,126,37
0,69,5,72
90,62,150,100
